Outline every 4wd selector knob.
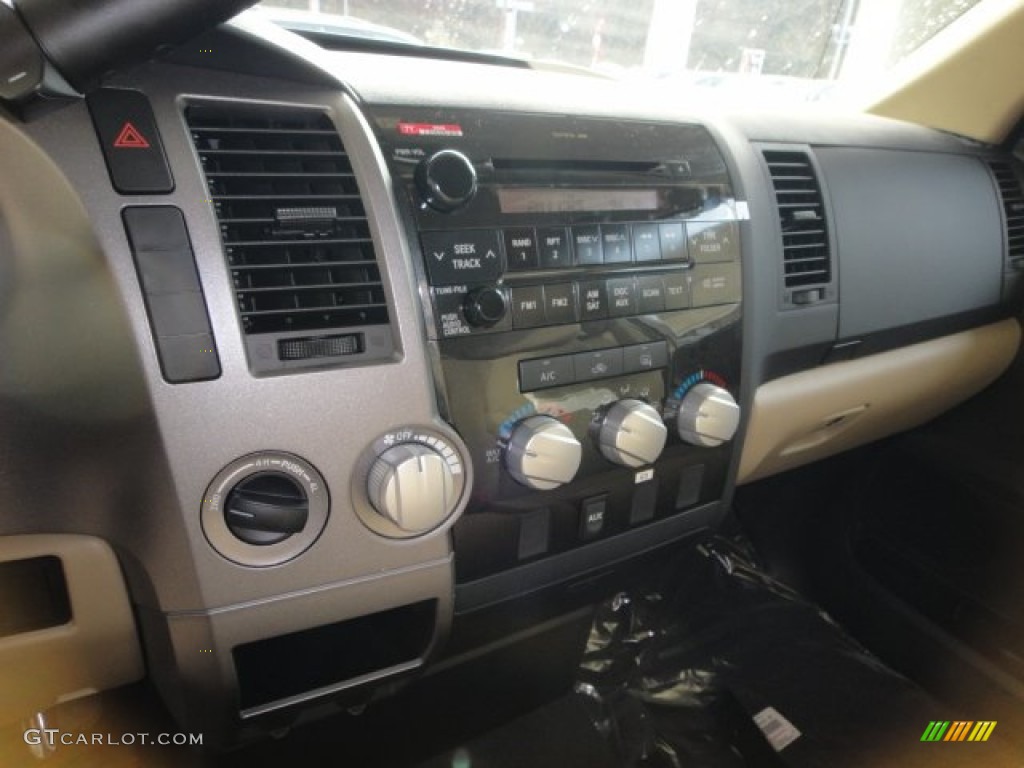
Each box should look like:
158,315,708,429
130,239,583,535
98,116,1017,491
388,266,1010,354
415,149,478,212
367,443,457,533
597,399,668,468
506,415,582,491
677,383,740,447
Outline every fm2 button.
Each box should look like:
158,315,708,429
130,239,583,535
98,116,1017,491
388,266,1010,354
421,230,503,286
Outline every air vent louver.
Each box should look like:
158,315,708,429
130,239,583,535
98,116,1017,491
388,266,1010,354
763,149,832,295
988,160,1024,265
186,105,389,343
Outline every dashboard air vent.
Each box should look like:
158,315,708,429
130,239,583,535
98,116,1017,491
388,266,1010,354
763,149,833,302
186,103,393,372
989,160,1024,265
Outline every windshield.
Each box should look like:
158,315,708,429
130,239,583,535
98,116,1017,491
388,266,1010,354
256,0,986,106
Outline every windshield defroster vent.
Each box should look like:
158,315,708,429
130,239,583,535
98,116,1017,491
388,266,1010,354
763,149,834,307
186,103,394,373
988,160,1024,267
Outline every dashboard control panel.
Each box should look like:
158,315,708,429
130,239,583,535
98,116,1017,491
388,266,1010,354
370,107,744,584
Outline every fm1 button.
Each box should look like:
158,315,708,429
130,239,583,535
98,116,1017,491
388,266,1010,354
421,230,503,286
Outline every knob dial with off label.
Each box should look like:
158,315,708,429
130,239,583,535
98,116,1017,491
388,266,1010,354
597,399,668,468
505,415,582,491
367,443,457,533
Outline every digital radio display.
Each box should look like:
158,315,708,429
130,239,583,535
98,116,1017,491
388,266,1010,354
497,187,662,214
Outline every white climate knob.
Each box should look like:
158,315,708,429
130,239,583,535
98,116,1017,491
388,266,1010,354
677,383,740,447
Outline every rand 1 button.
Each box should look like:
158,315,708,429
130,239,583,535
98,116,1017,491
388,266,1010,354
635,275,666,313
572,225,603,265
519,355,575,391
632,223,661,262
606,278,637,317
543,283,578,324
421,229,503,285
623,341,669,373
691,263,742,307
573,348,624,382
510,285,546,328
503,227,539,271
687,221,740,263
578,281,609,320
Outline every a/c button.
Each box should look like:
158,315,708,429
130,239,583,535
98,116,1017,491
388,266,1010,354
519,356,575,392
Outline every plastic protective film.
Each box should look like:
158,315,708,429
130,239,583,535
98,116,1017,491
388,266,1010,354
574,536,1019,768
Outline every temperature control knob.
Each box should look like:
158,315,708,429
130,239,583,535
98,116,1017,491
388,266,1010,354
677,383,740,447
506,415,582,491
367,443,457,533
415,149,478,212
597,399,668,468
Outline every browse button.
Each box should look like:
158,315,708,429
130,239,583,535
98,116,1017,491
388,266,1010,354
421,230,503,286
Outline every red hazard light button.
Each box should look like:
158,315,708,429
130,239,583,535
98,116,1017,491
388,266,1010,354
87,88,174,194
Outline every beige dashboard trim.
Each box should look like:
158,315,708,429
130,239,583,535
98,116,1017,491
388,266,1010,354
0,535,143,724
867,2,1024,144
738,319,1022,484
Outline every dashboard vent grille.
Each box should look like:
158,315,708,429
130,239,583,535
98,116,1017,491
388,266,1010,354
763,149,832,290
186,104,388,337
989,160,1024,264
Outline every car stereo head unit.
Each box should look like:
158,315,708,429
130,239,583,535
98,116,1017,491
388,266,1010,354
370,107,743,591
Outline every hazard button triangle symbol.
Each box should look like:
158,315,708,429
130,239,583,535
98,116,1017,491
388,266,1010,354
113,122,151,149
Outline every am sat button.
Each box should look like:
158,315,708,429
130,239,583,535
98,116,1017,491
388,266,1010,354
519,356,575,392
579,281,608,320
421,230,503,285
573,348,623,382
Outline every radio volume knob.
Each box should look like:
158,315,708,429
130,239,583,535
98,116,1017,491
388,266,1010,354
598,399,668,468
677,383,740,447
367,443,457,533
464,286,507,327
415,149,478,212
505,415,582,491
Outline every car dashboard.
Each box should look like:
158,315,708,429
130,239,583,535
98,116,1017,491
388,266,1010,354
1,12,1022,750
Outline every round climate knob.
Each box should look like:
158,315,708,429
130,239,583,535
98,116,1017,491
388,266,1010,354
415,149,477,212
677,382,740,447
597,399,668,468
367,443,457,533
506,415,582,491
464,286,507,327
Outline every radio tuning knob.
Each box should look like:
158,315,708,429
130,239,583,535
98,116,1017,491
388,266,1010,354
677,383,740,447
464,286,507,327
505,415,582,491
367,443,458,533
414,149,478,212
597,399,668,468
